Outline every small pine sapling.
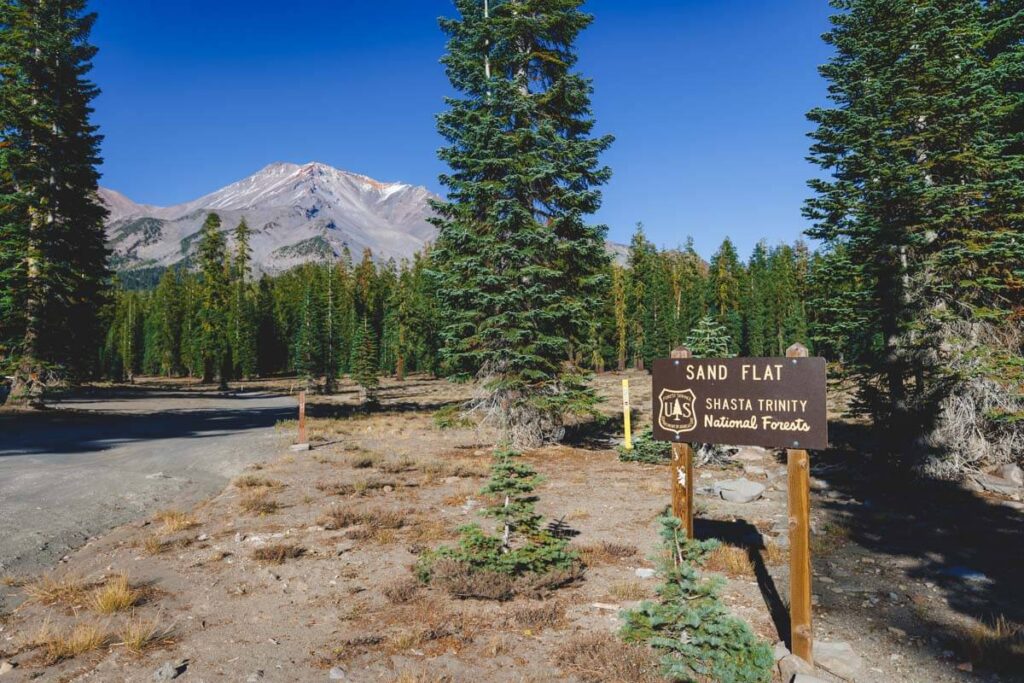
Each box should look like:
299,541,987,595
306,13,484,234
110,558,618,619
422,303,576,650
620,514,774,683
417,446,578,593
618,427,672,464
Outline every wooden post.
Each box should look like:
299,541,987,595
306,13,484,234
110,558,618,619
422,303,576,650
621,378,633,451
786,342,813,664
297,390,308,445
670,346,694,539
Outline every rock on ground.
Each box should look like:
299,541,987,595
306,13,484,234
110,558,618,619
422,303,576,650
716,477,766,503
814,640,863,681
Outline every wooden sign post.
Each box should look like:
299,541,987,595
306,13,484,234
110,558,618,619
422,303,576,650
669,347,695,539
621,378,633,451
650,344,826,662
786,343,813,665
297,390,308,445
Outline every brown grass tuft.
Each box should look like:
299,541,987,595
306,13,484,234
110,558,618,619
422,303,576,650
504,600,565,632
34,619,109,664
608,580,651,601
763,540,786,565
573,541,638,566
382,577,421,604
251,543,306,564
153,509,199,534
90,574,141,613
233,474,283,489
142,535,168,555
117,616,172,654
705,544,755,576
555,632,662,683
239,490,280,515
430,559,516,601
954,614,1024,674
24,574,89,607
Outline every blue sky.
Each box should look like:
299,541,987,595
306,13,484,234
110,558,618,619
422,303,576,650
90,0,834,259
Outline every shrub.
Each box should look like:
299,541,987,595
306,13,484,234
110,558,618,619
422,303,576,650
618,428,671,464
433,404,473,430
620,514,774,683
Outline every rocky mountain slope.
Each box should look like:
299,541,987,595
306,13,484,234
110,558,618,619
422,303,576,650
102,162,439,276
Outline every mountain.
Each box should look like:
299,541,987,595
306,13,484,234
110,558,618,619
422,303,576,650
102,160,628,281
102,161,439,277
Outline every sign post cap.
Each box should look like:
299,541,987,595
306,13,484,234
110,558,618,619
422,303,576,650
786,343,809,358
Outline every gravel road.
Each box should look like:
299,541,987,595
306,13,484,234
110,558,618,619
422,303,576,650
0,387,295,575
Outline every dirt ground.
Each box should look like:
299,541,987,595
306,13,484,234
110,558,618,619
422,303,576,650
0,372,1021,682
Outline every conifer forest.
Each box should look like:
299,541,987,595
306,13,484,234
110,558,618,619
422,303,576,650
1,1,1023,681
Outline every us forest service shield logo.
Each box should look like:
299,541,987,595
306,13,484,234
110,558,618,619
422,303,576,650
658,388,697,435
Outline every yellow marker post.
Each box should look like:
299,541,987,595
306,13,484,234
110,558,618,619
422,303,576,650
622,378,632,450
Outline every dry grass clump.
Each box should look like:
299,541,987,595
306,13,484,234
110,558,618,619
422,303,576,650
90,574,141,613
239,490,280,515
954,614,1024,674
1,575,25,587
117,616,173,654
811,521,850,556
233,474,283,489
407,519,450,542
430,559,517,601
705,545,755,576
251,543,306,564
23,574,89,607
142,535,168,555
504,600,565,632
573,541,638,566
429,558,583,601
378,457,416,474
763,540,786,565
33,619,109,664
382,577,421,604
608,580,651,601
349,454,380,469
320,507,406,531
417,456,489,481
554,632,662,683
153,509,199,533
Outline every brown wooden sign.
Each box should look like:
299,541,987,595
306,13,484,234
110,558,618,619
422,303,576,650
651,356,827,449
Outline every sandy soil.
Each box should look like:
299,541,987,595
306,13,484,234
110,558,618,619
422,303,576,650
0,373,1020,682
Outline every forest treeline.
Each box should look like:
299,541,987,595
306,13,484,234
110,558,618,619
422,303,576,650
100,223,818,391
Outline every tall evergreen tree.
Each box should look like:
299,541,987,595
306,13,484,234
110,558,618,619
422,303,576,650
230,218,257,379
806,0,1024,465
431,0,614,447
350,314,379,404
195,213,231,388
0,0,109,405
707,238,745,355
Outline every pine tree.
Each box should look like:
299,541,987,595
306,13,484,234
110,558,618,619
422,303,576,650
195,213,231,388
0,0,109,405
152,268,185,375
707,238,744,356
431,0,614,448
350,315,379,404
685,315,733,359
806,0,1024,464
230,218,257,379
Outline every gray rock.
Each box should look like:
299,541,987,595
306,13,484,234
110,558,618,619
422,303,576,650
743,465,768,477
792,675,829,683
152,659,189,681
972,473,1021,496
778,654,814,682
734,447,767,463
196,533,209,542
329,666,347,680
635,568,657,579
247,672,265,683
773,641,791,662
289,443,311,452
994,463,1023,486
0,660,16,676
716,478,765,503
941,566,991,584
814,640,863,681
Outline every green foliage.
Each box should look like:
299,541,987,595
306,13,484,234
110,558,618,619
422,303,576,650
618,427,672,464
684,315,733,359
433,404,473,430
620,515,774,683
350,315,379,402
0,0,109,400
417,446,576,584
430,0,614,447
805,0,1024,461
